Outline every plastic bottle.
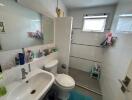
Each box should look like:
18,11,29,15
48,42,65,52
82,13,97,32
0,65,7,97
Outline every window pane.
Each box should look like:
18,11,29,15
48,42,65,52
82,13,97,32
83,18,106,32
116,17,132,33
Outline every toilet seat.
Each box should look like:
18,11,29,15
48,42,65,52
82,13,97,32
55,74,75,88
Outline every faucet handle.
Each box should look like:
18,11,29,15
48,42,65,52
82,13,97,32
21,68,28,74
21,68,25,72
21,68,28,80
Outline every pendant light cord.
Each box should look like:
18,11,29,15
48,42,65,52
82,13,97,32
57,0,58,9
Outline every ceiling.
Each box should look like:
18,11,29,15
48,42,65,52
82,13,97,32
62,0,119,9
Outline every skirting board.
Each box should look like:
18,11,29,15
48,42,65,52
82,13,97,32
76,83,103,96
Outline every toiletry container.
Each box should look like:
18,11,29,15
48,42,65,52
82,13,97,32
0,65,7,97
19,53,25,65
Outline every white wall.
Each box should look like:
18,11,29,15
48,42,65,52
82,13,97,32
18,0,67,18
54,17,73,74
100,0,132,100
0,0,42,51
68,5,116,29
68,5,116,72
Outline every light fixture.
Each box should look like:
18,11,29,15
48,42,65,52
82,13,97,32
31,20,40,22
56,0,61,17
0,3,5,6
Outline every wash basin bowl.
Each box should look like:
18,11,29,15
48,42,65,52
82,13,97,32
7,69,55,100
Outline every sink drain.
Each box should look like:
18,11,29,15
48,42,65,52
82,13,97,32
30,89,36,94
26,80,29,83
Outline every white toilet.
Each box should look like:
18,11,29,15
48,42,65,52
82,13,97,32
44,59,75,100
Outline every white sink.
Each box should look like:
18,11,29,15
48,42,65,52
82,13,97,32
7,69,55,100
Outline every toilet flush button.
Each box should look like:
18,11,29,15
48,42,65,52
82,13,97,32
56,74,75,88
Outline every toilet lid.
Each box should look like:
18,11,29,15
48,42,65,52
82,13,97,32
45,60,58,68
56,74,75,88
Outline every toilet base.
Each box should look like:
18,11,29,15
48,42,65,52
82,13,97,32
54,83,72,100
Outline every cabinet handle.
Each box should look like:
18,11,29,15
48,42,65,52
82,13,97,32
119,79,130,93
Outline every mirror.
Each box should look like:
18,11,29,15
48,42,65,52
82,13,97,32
0,0,54,51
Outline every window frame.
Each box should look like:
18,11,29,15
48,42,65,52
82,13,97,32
82,15,108,33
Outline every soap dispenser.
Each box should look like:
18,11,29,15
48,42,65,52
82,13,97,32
0,65,7,97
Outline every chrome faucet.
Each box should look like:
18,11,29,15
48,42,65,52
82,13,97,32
21,68,28,80
21,64,31,80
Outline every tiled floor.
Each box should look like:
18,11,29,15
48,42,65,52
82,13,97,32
74,86,102,100
69,67,102,100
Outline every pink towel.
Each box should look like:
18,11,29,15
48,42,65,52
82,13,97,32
106,32,112,45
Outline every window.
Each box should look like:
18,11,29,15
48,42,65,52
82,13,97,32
82,15,108,32
116,14,132,33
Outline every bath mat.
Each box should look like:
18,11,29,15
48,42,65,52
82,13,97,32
68,90,93,100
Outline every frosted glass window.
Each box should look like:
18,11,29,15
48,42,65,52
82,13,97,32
116,17,132,33
83,15,107,32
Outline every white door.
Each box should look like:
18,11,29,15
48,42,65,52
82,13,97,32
54,17,73,73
